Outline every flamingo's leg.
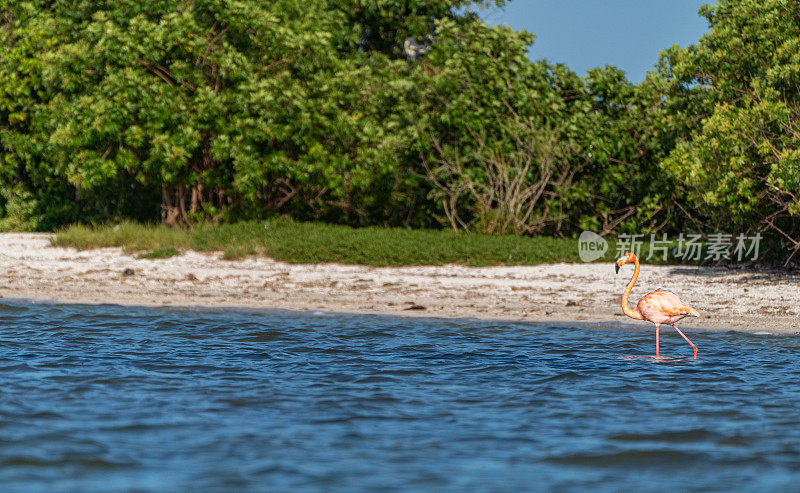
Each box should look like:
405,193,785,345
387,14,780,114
672,324,698,359
655,324,660,357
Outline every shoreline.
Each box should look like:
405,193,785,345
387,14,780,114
0,233,798,334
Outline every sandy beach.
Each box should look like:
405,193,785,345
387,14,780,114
0,233,797,334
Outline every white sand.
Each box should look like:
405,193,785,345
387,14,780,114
0,233,797,334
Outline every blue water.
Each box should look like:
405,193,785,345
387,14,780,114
0,301,799,492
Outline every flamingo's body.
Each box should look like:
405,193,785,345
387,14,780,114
615,252,700,358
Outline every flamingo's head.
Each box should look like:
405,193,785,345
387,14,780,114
614,252,637,274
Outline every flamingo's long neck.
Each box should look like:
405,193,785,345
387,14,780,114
621,257,644,320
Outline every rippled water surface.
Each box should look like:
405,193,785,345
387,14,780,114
1,301,799,491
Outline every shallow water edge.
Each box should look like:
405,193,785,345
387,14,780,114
2,295,796,338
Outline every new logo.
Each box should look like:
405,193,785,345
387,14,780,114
578,231,608,262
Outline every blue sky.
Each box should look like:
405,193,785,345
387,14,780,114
482,1,710,82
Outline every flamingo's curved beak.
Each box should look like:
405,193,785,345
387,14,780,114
614,262,620,274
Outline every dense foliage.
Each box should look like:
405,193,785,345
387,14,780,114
654,0,800,252
0,0,427,227
2,0,799,255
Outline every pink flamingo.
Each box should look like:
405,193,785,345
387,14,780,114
615,252,700,358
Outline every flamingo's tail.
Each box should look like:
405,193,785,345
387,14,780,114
686,306,701,317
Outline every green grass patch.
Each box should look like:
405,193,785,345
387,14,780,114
53,218,592,266
52,222,188,252
137,248,182,259
53,218,761,267
221,244,257,260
